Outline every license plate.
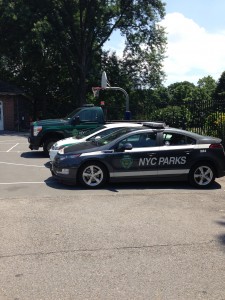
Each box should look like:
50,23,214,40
57,169,69,175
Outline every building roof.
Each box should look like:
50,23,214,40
0,80,24,95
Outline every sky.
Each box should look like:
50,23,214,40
103,0,225,86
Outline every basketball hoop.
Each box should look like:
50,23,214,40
92,87,102,98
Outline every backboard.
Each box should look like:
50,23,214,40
101,71,108,88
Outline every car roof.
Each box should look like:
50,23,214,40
105,122,142,128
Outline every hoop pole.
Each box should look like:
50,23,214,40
105,87,129,111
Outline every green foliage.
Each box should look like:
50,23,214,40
197,75,216,99
213,71,225,112
167,81,196,105
214,71,225,99
149,105,190,128
204,112,225,138
0,0,167,118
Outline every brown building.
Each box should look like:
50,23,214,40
0,80,32,131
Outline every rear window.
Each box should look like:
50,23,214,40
163,133,196,146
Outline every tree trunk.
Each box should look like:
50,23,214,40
78,68,87,107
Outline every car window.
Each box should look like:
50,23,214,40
96,128,137,146
163,133,196,146
74,125,106,139
78,109,98,122
117,132,157,148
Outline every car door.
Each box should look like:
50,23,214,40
106,131,160,180
157,131,196,178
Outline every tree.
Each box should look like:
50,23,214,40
214,71,225,110
0,0,166,114
197,75,216,100
167,81,196,105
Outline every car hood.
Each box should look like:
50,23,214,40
63,141,107,154
56,136,81,147
32,118,69,126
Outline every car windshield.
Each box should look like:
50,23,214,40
73,125,106,139
92,128,137,146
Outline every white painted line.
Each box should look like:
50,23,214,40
0,161,45,168
0,182,46,185
0,140,25,143
7,143,19,152
0,151,22,153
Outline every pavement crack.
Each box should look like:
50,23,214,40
0,240,217,259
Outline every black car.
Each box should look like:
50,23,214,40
51,122,225,188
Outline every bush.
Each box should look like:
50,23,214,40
204,112,225,139
149,106,190,128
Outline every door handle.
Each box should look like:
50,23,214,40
148,153,156,156
185,151,191,155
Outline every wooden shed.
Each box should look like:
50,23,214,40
0,80,32,131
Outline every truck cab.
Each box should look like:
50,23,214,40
28,105,105,155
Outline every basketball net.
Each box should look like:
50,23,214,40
92,87,102,98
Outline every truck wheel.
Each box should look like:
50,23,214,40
189,163,215,188
43,138,58,156
78,162,108,188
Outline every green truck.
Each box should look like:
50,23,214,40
28,105,106,155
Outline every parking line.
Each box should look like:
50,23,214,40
0,161,45,168
0,150,27,152
0,182,47,185
0,140,24,143
7,143,19,152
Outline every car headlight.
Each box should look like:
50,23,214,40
33,126,42,136
58,148,65,155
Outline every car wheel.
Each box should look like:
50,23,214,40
43,138,58,156
189,163,215,188
78,162,108,188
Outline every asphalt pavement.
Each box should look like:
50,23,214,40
0,132,225,300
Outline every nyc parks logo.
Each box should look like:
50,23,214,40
121,155,133,169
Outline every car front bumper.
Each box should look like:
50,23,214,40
28,136,42,150
51,164,78,185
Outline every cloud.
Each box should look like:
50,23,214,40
160,13,225,86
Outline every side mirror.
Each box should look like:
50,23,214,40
116,142,133,152
72,116,80,125
124,143,133,150
94,136,101,141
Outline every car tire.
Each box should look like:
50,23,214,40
189,162,215,188
78,162,108,188
43,138,58,156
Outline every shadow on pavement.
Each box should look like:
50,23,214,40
21,151,48,159
216,217,225,248
45,176,222,192
44,161,52,168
